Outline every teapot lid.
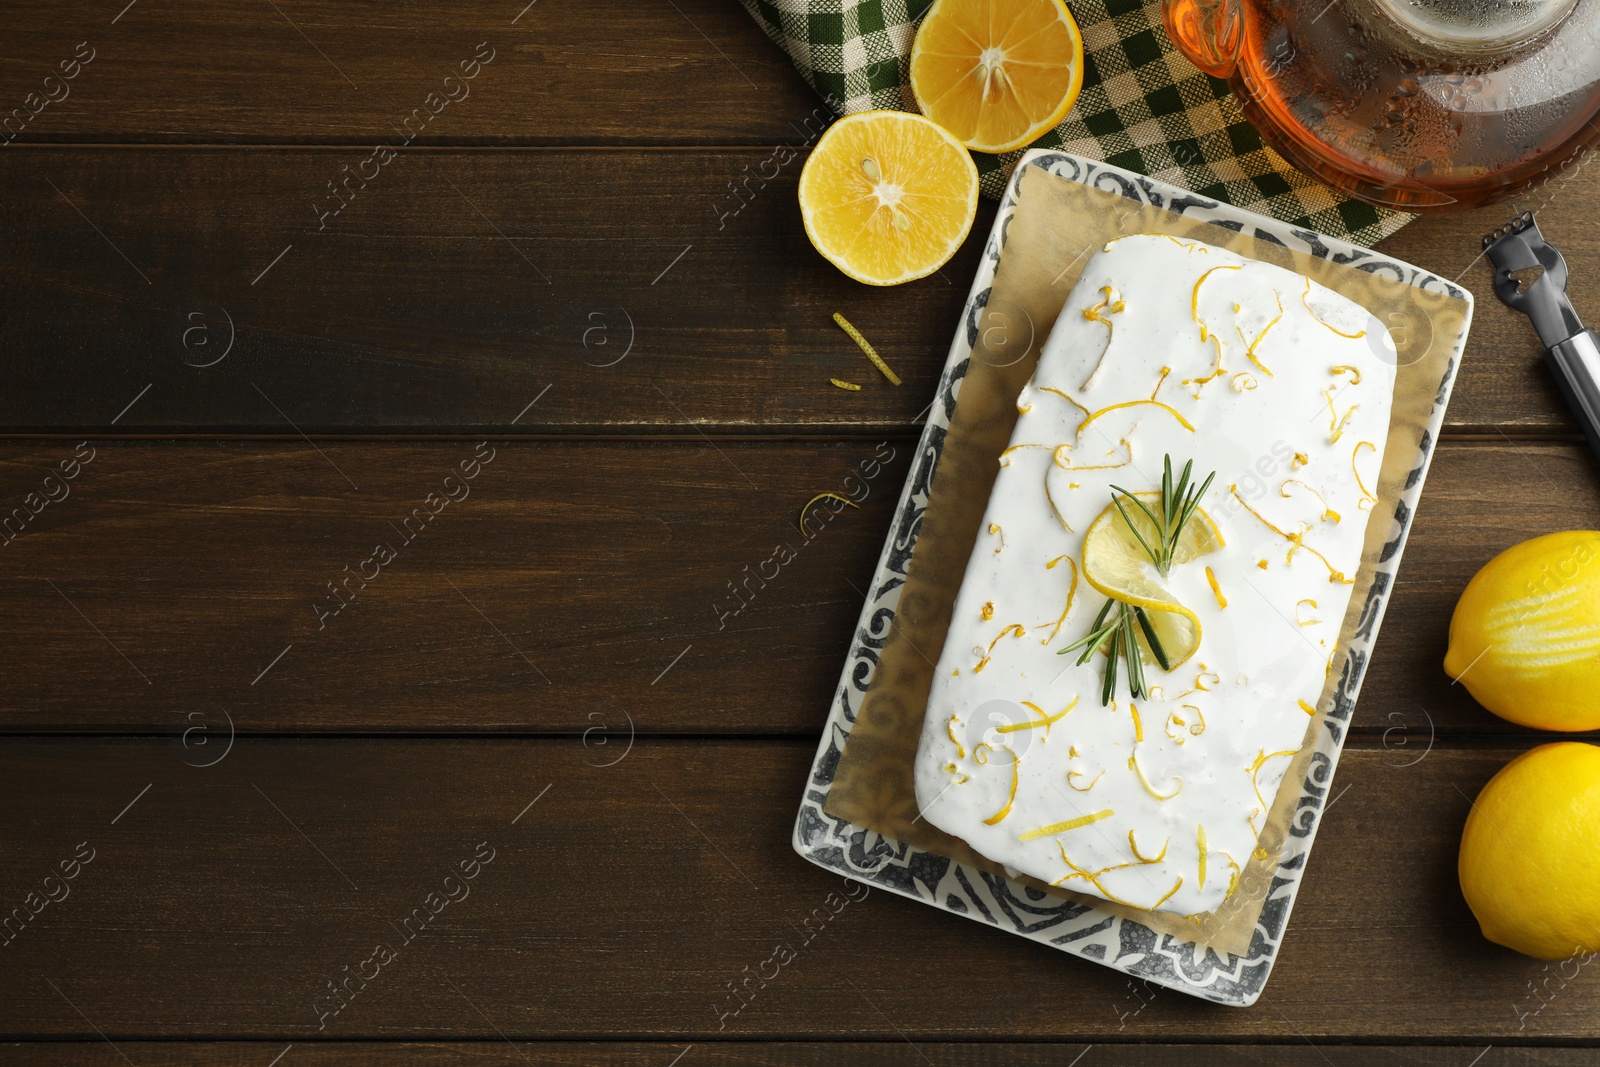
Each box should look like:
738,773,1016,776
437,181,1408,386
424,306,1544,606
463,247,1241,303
1365,0,1579,52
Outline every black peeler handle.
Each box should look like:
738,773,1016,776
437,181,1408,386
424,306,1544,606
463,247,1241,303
1546,329,1600,464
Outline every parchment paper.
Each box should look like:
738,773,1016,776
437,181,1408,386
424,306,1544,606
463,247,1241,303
824,164,1469,956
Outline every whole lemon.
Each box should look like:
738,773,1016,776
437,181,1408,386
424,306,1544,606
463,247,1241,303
1444,531,1600,731
1459,742,1600,959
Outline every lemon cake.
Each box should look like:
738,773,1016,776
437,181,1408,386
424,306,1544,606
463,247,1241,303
912,233,1396,916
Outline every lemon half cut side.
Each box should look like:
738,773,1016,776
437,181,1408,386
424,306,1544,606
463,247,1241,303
910,0,1086,154
797,110,980,287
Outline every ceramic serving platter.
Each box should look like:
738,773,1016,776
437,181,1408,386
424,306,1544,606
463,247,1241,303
792,149,1474,1006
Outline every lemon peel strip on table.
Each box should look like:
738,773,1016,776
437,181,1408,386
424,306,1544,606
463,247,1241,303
830,378,862,391
833,311,901,385
799,492,859,537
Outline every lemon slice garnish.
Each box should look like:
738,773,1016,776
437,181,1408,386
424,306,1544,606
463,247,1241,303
1080,492,1223,670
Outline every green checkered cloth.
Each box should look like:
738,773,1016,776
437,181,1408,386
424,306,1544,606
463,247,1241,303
738,0,1411,247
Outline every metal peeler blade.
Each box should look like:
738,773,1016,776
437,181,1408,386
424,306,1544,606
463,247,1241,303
1484,210,1584,350
1485,210,1600,461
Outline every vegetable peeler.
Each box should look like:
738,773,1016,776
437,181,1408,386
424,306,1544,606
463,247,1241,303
1484,211,1600,462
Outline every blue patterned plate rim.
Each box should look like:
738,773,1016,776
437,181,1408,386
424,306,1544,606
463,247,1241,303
792,149,1474,1008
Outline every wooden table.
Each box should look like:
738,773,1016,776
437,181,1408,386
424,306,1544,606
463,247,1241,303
2,2,1598,1063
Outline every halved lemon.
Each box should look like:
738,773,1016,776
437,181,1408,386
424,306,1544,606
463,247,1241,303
1081,493,1225,669
797,110,979,287
910,0,1085,154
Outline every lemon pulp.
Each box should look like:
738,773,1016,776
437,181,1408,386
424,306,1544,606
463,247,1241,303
797,110,979,287
910,0,1085,153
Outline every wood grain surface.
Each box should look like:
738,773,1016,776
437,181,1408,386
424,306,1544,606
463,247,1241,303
0,0,815,145
0,147,991,435
0,1045,1579,1066
0,438,1589,737
6,0,1600,1060
0,739,1593,1042
0,143,1593,436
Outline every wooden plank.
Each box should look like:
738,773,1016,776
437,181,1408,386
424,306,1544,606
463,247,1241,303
0,738,1594,1041
0,1042,1587,1065
0,145,1591,436
0,146,990,435
0,0,816,145
0,438,907,733
0,438,1589,736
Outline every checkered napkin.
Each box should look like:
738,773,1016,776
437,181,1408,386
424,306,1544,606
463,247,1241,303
738,0,1412,247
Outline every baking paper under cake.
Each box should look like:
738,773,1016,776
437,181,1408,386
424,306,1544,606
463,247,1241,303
912,233,1396,917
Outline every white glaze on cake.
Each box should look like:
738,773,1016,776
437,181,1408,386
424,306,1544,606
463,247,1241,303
912,233,1395,916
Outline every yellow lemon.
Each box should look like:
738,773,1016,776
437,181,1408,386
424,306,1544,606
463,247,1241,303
910,0,1085,154
797,110,979,287
1459,742,1600,960
1081,493,1225,669
1444,531,1600,731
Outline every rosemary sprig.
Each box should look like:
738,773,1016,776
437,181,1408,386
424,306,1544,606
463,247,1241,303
1061,598,1163,702
1108,455,1216,577
1058,454,1215,704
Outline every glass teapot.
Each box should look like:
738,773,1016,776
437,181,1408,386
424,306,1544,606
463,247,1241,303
1163,0,1600,209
